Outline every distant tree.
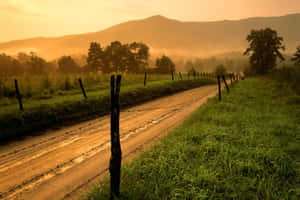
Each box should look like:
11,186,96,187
0,53,23,76
185,60,194,72
27,52,48,75
86,41,150,73
17,52,32,64
244,28,285,74
194,58,204,72
188,67,197,77
17,52,55,74
155,55,175,74
291,46,300,66
104,41,131,73
214,64,227,76
128,42,149,73
87,42,104,72
58,56,80,74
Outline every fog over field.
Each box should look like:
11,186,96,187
0,13,300,60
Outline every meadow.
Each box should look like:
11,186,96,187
85,78,299,200
0,73,216,141
0,73,174,106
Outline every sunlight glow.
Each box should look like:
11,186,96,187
0,0,300,42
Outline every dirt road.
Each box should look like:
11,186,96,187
0,85,218,200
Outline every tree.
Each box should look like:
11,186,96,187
244,28,285,75
87,42,104,72
0,53,23,76
185,60,194,72
155,55,175,74
194,58,204,72
104,41,131,73
128,42,149,73
214,64,227,76
291,46,300,66
58,56,80,74
28,52,48,75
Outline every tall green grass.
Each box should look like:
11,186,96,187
85,78,299,200
0,74,173,105
269,66,300,94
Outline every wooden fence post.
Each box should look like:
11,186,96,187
230,74,233,86
179,72,182,80
217,76,221,101
109,75,122,200
78,78,87,99
171,71,174,80
144,72,147,86
222,75,230,93
14,79,23,111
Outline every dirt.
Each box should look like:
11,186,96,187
0,85,218,200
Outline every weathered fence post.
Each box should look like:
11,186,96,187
171,71,174,80
217,76,221,101
222,75,230,93
144,72,147,86
109,75,122,200
14,79,23,111
179,72,182,80
78,78,87,99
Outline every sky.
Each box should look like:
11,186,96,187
0,0,300,42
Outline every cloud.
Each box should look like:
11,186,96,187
0,0,42,16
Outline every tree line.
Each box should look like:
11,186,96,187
1,32,300,77
0,41,176,76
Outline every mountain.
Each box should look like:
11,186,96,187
0,13,300,59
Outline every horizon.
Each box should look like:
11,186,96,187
1,12,299,44
1,0,300,43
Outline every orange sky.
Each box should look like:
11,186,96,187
1,0,300,42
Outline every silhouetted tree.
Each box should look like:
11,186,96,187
27,52,48,75
214,64,227,76
128,42,149,73
194,58,204,72
87,42,104,72
185,60,194,72
0,53,23,76
104,41,130,73
17,52,31,64
155,55,175,74
291,46,300,66
244,28,285,74
58,56,80,74
188,67,197,77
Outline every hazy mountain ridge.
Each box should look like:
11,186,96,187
0,13,300,59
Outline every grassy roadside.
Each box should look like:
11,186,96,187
0,78,215,142
85,78,299,200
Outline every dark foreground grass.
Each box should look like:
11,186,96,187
85,78,299,200
0,78,215,142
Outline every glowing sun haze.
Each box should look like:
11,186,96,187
1,0,300,42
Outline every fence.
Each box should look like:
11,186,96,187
1,72,218,111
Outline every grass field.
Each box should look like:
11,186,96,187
0,74,173,106
0,75,215,142
85,78,299,200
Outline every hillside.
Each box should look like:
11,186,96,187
0,13,300,59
